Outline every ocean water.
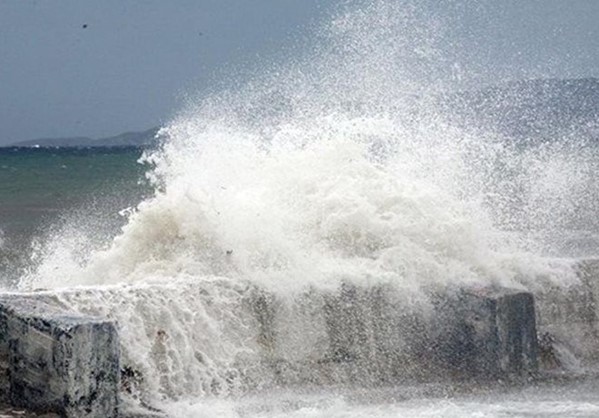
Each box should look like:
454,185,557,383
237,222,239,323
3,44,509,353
3,0,599,416
0,147,151,285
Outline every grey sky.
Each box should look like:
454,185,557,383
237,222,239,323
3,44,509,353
0,0,598,144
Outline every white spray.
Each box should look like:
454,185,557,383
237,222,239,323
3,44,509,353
18,0,592,412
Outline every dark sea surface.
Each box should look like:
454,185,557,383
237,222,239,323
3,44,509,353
0,147,152,284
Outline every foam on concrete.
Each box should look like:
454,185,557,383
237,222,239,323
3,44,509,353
535,259,599,371
249,283,538,385
0,281,543,415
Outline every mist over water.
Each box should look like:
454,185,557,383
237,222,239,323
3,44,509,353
12,0,599,415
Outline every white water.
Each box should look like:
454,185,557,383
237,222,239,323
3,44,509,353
22,0,581,293
17,0,599,416
162,381,599,418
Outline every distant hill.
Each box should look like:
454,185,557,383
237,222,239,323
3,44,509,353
6,127,160,148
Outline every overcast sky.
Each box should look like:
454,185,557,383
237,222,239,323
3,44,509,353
0,0,598,144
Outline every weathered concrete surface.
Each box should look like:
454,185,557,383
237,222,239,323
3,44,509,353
250,283,538,385
245,283,436,386
432,287,538,379
0,295,119,418
535,259,599,370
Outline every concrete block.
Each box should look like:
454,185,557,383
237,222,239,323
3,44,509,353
0,295,119,418
319,283,431,383
534,259,599,369
432,287,538,379
252,283,435,386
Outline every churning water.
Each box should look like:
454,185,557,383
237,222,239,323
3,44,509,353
12,0,599,416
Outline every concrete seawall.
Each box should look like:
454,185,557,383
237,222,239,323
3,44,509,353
0,280,546,416
253,284,538,386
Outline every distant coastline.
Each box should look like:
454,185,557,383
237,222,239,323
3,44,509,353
4,126,160,148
